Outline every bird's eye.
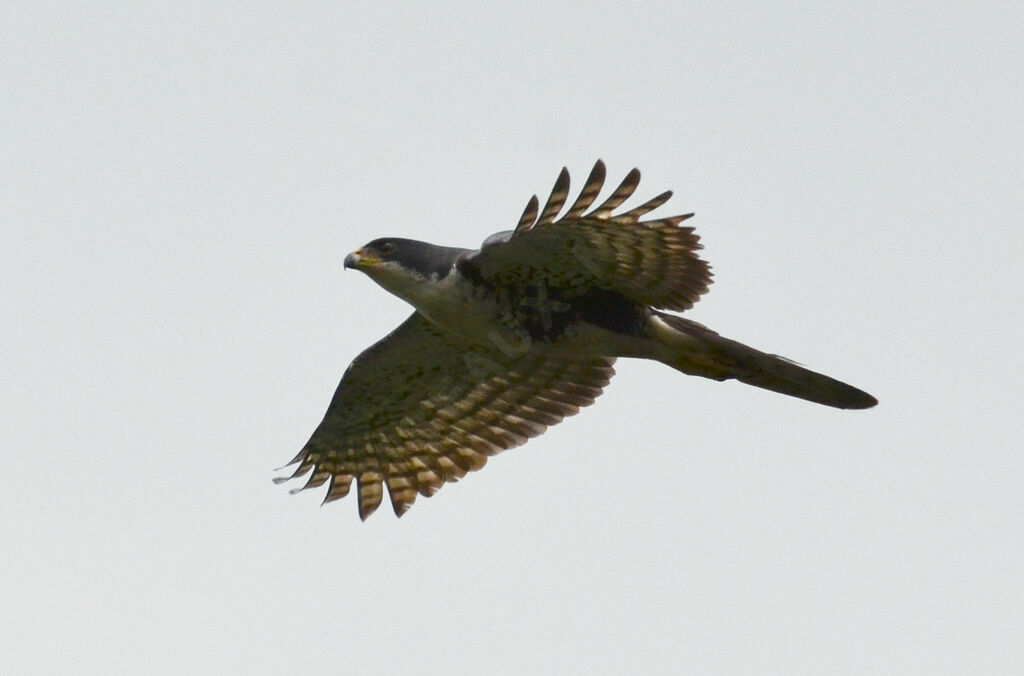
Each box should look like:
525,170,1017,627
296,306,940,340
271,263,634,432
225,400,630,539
378,242,396,255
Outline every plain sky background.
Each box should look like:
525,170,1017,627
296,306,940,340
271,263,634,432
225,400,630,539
4,2,1022,674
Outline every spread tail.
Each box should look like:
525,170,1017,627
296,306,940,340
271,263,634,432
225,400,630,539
653,312,877,410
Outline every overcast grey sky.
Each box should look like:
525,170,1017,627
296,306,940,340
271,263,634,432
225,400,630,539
4,2,1022,674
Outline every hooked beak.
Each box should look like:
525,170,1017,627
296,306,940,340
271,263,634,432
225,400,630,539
344,250,372,269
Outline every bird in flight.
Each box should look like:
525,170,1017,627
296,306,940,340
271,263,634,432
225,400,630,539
277,161,877,520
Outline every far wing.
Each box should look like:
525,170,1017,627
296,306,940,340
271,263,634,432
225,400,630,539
278,312,615,519
461,160,712,312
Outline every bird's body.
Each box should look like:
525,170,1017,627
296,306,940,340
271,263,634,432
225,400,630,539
279,162,877,519
353,238,644,361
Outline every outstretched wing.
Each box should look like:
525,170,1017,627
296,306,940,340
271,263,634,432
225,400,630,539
461,160,712,312
277,312,615,519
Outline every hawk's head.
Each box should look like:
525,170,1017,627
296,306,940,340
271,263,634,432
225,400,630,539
344,237,470,306
344,237,465,278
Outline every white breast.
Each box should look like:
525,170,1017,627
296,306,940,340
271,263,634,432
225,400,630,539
362,261,529,351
